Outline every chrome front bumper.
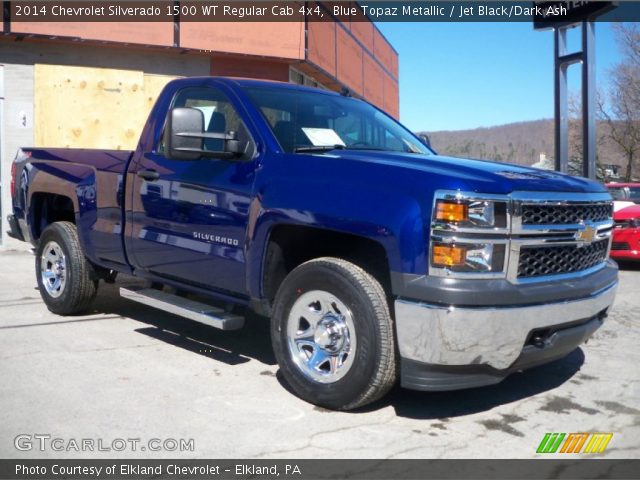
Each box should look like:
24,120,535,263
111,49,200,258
394,282,617,371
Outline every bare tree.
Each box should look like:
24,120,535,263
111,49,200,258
599,23,640,181
568,93,610,180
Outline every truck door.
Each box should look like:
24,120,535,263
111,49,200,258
127,86,258,296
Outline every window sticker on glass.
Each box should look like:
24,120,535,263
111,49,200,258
301,128,346,147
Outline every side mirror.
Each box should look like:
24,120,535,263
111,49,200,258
418,133,431,148
166,107,244,160
167,107,204,161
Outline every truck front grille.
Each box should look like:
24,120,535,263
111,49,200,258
521,203,612,225
517,239,609,278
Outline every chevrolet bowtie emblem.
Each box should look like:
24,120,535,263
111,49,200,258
575,224,597,244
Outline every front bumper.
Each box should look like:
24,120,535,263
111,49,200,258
610,228,640,260
395,281,617,390
610,249,640,260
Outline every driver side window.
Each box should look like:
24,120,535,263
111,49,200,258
159,86,253,158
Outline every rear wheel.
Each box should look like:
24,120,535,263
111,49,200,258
271,257,397,410
35,222,98,315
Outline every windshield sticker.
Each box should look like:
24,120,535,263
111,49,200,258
301,128,346,147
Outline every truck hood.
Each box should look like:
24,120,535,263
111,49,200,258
327,151,606,194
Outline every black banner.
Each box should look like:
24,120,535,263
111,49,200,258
533,1,617,29
7,0,640,22
1,459,639,480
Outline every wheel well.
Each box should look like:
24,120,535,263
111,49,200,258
30,193,75,240
262,225,392,305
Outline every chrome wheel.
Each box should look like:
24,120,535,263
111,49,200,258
40,241,66,298
286,290,356,383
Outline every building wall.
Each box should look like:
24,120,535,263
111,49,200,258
7,19,398,115
0,40,210,248
307,21,398,117
0,18,399,247
210,55,290,82
10,22,175,47
180,22,305,60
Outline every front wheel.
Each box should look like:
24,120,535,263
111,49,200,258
271,257,397,410
35,221,98,315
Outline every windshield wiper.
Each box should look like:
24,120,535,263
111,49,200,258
294,144,346,153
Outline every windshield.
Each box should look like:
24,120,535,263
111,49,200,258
244,86,432,155
608,185,640,203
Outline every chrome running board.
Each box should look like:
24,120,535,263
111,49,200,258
120,287,244,330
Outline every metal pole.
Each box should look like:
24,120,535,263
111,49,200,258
554,27,569,173
582,21,597,179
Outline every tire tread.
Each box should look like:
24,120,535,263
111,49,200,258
272,256,397,410
36,221,97,315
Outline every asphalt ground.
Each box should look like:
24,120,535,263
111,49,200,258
0,248,638,459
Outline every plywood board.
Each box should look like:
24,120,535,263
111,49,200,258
143,73,178,112
34,65,178,150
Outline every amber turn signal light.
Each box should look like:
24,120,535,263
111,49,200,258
432,244,466,267
436,201,468,223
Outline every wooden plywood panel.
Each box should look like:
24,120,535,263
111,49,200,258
336,26,363,96
143,73,178,113
307,21,336,77
35,64,147,150
180,22,304,60
11,22,173,47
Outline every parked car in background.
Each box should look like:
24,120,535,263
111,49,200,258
606,183,640,204
611,204,640,262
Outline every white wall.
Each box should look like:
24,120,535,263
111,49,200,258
1,63,34,250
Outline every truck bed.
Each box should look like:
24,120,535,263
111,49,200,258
14,147,134,268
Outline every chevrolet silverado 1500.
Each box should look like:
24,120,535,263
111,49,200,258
8,77,618,409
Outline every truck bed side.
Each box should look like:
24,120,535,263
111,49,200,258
14,147,133,270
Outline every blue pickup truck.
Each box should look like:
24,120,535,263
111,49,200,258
8,77,618,410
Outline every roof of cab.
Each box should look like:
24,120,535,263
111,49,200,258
172,76,342,96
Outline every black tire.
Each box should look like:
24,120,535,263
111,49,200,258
271,257,397,410
35,221,98,315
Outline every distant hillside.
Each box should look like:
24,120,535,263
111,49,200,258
420,119,630,176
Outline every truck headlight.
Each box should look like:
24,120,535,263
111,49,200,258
430,191,511,278
434,199,506,229
431,242,505,273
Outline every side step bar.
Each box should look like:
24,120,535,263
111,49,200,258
120,287,244,330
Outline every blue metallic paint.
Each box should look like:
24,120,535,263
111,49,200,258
12,77,609,306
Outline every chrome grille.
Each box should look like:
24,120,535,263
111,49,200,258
517,240,609,278
521,203,612,225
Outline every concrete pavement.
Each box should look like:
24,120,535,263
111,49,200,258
0,249,638,459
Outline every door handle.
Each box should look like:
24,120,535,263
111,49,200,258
137,169,160,181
